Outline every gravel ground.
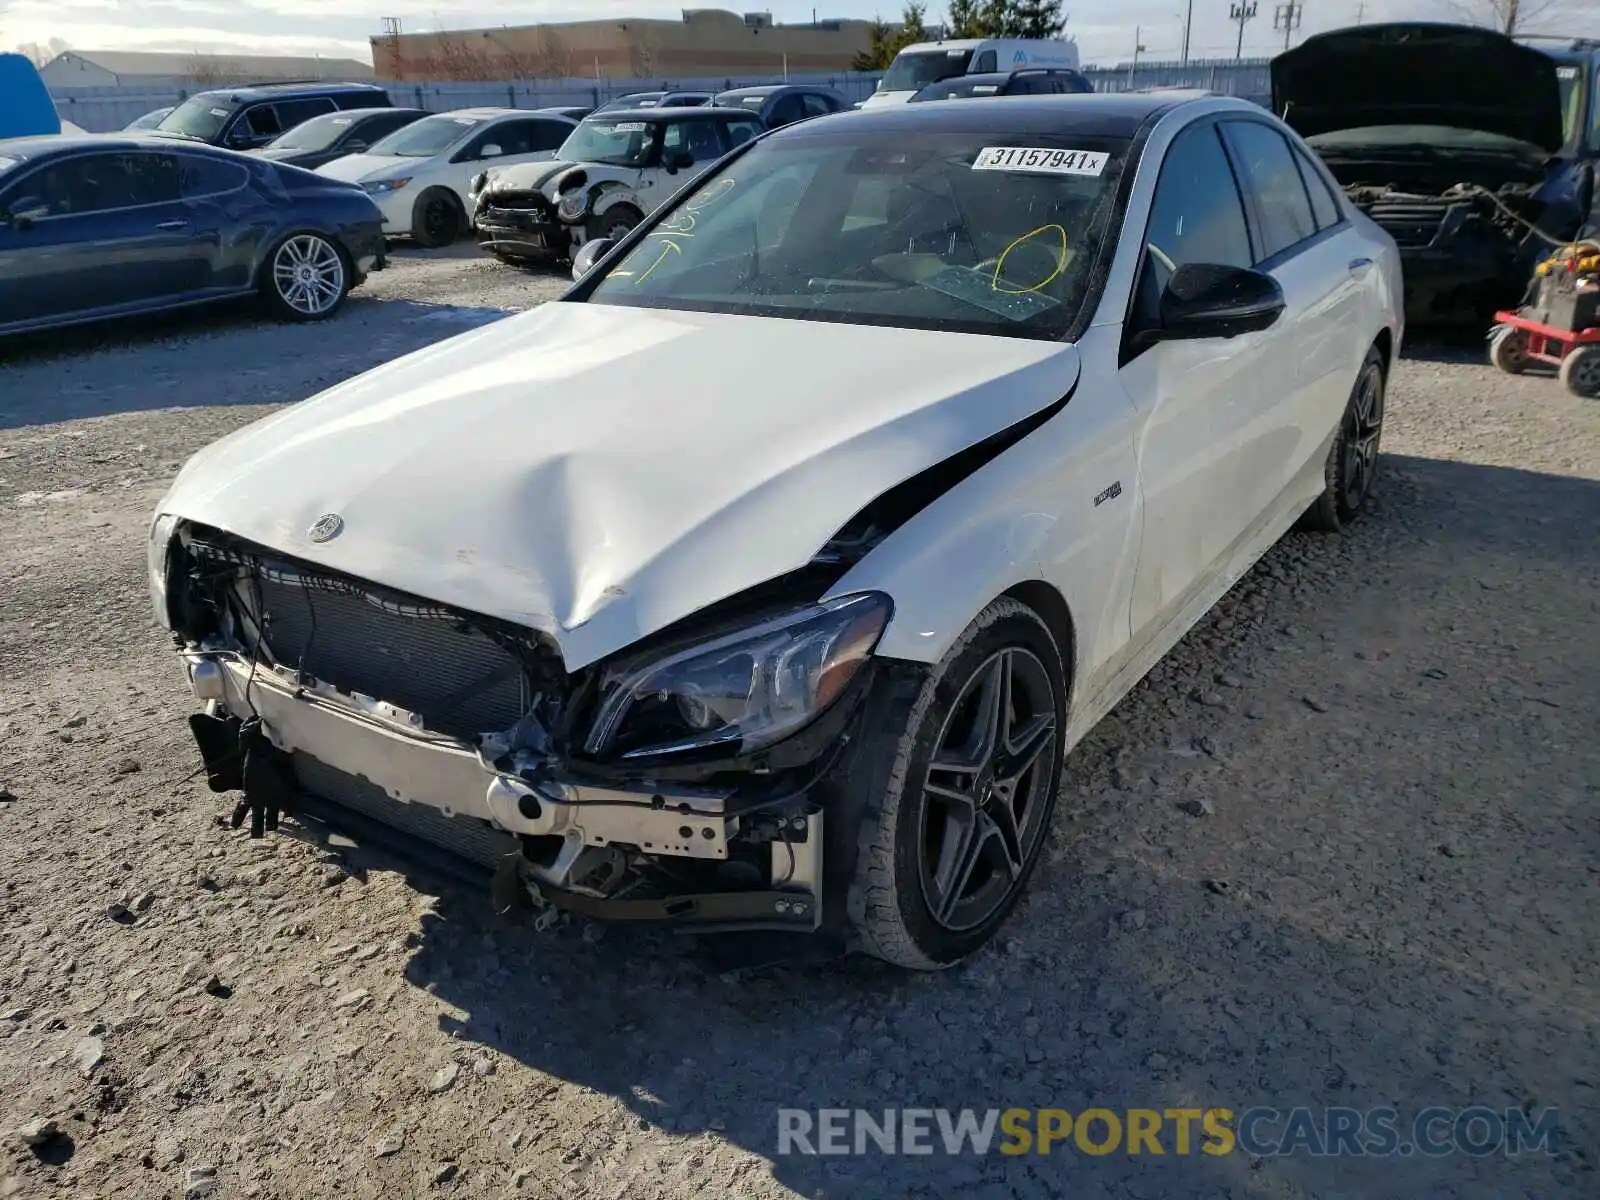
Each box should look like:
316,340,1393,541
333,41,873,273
1,247,1597,1200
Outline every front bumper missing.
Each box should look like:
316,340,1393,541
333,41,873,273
183,651,824,933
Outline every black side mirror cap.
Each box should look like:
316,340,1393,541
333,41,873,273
1155,262,1286,343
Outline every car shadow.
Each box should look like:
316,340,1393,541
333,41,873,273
289,453,1596,1197
0,295,513,431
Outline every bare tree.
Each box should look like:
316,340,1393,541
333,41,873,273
187,55,245,85
628,31,659,80
424,35,497,81
1447,0,1583,35
532,29,575,79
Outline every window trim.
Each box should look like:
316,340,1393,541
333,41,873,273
1118,115,1258,363
0,149,187,222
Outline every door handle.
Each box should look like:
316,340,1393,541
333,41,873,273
155,219,189,230
1348,256,1374,274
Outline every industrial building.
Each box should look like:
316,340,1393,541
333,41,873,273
369,9,875,81
38,50,376,88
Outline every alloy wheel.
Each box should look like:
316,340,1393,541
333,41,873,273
917,647,1059,933
1341,366,1384,510
271,235,346,317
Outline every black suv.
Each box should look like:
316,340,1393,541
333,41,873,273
149,82,392,151
909,68,1094,102
1522,35,1599,209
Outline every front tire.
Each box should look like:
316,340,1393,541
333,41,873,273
587,204,643,244
1558,344,1600,397
260,232,350,322
1300,346,1386,532
411,188,462,248
849,598,1067,970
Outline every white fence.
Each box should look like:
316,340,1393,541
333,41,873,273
50,59,1275,133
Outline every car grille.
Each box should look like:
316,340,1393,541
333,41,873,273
1365,199,1451,248
198,538,559,741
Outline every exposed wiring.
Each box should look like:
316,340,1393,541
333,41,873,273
773,829,796,887
1456,183,1578,248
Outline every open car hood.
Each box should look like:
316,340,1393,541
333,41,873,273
1271,22,1566,152
157,301,1078,670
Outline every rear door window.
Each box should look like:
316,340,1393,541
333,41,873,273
1222,120,1317,262
800,93,834,119
6,151,181,217
973,50,997,72
768,94,806,126
1291,145,1342,231
178,154,249,199
274,97,338,130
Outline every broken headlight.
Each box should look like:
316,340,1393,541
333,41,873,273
147,512,179,629
557,192,589,223
583,592,892,761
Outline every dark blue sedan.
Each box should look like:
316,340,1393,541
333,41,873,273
0,135,388,335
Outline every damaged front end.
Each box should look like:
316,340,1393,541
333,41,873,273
150,520,904,938
473,182,567,264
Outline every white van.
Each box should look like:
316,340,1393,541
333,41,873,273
858,38,1082,108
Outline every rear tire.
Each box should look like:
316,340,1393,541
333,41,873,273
1558,344,1600,397
1300,346,1386,533
259,232,351,322
1489,325,1530,375
848,598,1067,970
411,188,462,248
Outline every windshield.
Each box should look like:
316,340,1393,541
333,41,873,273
557,118,660,167
1306,124,1546,157
882,48,974,93
156,95,236,141
587,128,1128,341
598,93,663,113
367,114,481,157
269,112,356,151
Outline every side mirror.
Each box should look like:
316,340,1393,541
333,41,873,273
665,151,694,174
571,237,614,281
479,143,503,159
1156,262,1285,342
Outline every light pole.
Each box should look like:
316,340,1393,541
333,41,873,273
1229,1,1259,61
1181,0,1195,65
1272,2,1302,51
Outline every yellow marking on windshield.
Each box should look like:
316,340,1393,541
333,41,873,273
634,237,684,283
991,224,1069,294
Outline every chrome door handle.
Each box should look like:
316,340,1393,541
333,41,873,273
155,219,189,230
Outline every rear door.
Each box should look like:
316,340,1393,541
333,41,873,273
177,152,255,290
1220,118,1365,494
1118,119,1288,639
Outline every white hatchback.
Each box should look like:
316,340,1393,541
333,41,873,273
150,94,1402,969
316,108,576,245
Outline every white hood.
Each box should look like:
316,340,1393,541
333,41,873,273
485,159,639,197
315,152,409,184
158,302,1079,668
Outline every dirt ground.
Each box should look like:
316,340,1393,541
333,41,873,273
0,249,1597,1200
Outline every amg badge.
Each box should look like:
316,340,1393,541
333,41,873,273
306,513,344,543
1093,481,1123,507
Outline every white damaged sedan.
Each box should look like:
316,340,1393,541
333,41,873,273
149,94,1401,969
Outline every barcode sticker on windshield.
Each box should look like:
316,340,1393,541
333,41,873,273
1557,66,1578,78
973,146,1108,176
611,121,647,132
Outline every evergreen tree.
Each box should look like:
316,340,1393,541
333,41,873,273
945,0,988,38
853,18,897,70
901,1,930,43
1007,0,1068,38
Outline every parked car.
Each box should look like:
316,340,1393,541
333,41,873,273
471,106,765,265
315,108,578,246
255,107,428,171
713,84,851,128
149,82,391,151
123,106,175,132
1274,22,1595,325
592,91,714,115
0,135,385,335
149,93,1401,968
535,105,595,122
862,37,1081,107
910,67,1093,101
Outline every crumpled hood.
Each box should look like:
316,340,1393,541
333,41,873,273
158,301,1078,669
484,159,638,199
1272,23,1566,152
314,152,406,184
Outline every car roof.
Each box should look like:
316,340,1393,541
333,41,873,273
718,84,838,98
0,133,240,161
191,81,386,102
590,105,757,121
791,93,1193,138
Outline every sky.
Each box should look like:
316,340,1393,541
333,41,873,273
3,0,1597,68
